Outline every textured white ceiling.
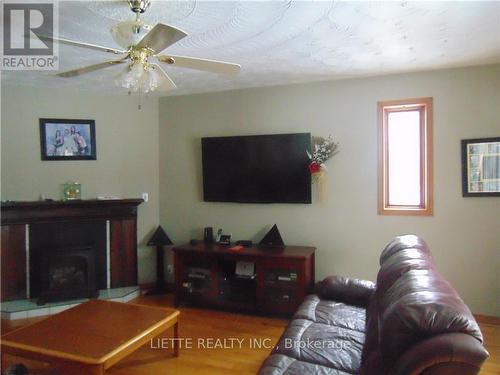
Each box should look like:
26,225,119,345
2,1,500,96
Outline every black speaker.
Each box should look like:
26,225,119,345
204,227,214,244
190,239,200,245
258,224,285,248
235,240,253,247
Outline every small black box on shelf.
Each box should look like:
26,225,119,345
235,240,253,247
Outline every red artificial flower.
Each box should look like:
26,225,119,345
309,162,321,174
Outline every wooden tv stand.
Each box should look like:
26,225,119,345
172,243,315,315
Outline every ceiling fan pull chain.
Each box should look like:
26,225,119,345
134,13,141,32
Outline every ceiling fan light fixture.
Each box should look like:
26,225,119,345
131,62,144,79
110,20,151,49
141,69,159,93
116,62,159,94
115,67,135,90
128,0,151,14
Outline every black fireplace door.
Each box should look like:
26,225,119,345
38,246,99,305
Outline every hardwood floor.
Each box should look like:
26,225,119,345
1,294,498,375
477,315,500,375
1,294,288,375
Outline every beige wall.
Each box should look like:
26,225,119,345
1,66,498,315
159,64,500,316
1,85,160,284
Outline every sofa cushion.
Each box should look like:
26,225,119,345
370,235,484,371
259,354,353,375
294,295,366,332
378,268,483,369
359,297,384,375
379,234,431,266
273,319,365,374
315,276,375,308
376,248,434,296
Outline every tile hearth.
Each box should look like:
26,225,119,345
1,286,140,320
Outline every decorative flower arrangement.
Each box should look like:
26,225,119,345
306,135,339,202
307,135,339,175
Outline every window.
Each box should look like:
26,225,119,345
377,97,433,215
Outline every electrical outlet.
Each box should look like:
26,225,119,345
167,265,173,274
142,192,149,202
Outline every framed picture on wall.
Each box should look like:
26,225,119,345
40,118,96,161
461,137,500,197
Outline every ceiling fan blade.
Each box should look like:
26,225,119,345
157,55,241,75
57,58,128,78
38,35,127,55
135,23,187,54
151,64,176,91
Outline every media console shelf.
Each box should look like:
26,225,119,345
173,243,315,315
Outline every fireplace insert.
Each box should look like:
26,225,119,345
37,246,99,305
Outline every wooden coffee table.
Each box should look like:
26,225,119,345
0,299,180,374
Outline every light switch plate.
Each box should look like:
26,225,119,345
142,193,149,202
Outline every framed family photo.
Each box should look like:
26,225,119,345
40,118,96,161
461,137,500,197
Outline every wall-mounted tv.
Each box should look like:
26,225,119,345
202,133,311,203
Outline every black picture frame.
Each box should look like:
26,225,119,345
461,137,500,197
40,118,96,161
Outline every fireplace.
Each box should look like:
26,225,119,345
30,221,107,304
38,246,99,305
1,199,142,303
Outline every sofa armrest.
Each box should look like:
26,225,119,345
314,275,375,308
389,333,489,375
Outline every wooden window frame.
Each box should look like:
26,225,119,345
377,97,433,216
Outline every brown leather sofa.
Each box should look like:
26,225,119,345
259,235,489,375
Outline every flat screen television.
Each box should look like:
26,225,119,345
202,133,311,203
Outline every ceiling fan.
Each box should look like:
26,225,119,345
40,0,241,93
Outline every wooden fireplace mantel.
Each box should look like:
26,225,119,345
0,199,143,301
1,199,143,225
